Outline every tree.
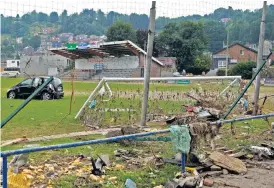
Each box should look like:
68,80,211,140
136,29,159,57
158,21,208,73
230,61,256,79
24,35,41,50
106,21,137,42
21,13,33,24
187,54,212,74
49,12,59,23
38,12,48,22
204,20,226,52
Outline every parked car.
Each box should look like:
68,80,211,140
7,76,64,100
0,71,20,78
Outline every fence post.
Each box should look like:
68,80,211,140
2,156,8,188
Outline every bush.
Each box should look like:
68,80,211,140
217,69,225,76
230,61,256,79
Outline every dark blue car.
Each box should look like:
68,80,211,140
7,76,64,100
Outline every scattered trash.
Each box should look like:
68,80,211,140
125,178,136,188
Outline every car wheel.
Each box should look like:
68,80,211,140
8,91,16,99
42,92,52,100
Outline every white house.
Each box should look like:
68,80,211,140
7,59,20,68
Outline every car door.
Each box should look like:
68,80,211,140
18,78,35,97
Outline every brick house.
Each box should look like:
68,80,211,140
212,42,258,69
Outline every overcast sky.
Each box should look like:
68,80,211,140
1,0,273,18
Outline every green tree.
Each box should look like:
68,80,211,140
49,12,59,23
187,54,212,74
24,35,41,50
21,13,33,24
230,61,256,79
158,21,208,73
38,12,48,22
106,21,137,42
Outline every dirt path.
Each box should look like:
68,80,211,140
212,167,274,188
1,128,120,146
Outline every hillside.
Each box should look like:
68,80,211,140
1,5,274,59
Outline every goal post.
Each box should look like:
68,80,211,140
75,76,242,121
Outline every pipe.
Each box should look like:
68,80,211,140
103,76,241,82
1,76,54,128
223,59,268,119
2,156,8,188
181,153,186,173
210,113,274,125
0,129,169,157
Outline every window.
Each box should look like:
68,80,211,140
218,60,226,68
33,78,42,87
12,61,15,63
20,79,33,86
240,50,244,55
17,61,19,67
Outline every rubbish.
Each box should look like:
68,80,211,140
250,146,274,157
89,174,101,182
229,151,247,159
222,169,229,175
210,165,221,171
90,155,109,176
203,178,214,187
9,154,29,173
125,178,136,188
108,176,117,181
197,110,211,118
178,176,197,187
164,180,179,188
209,151,247,174
198,177,204,187
89,100,96,109
169,125,191,153
200,171,223,177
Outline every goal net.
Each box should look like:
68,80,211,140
76,76,242,127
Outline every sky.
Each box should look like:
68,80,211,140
0,0,273,18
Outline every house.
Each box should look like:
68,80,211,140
59,33,73,43
212,42,258,69
75,35,88,42
42,28,54,34
6,59,20,68
220,18,232,23
263,40,273,60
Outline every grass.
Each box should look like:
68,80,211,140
1,77,274,187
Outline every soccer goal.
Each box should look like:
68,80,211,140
75,76,241,127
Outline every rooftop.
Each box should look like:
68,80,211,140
50,40,164,66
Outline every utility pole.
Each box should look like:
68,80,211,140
140,1,156,127
253,1,267,115
225,28,229,76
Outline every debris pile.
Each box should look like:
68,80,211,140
159,142,274,188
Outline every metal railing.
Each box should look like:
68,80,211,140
1,113,274,188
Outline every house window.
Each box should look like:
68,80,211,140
12,61,15,63
218,60,226,68
240,50,244,55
